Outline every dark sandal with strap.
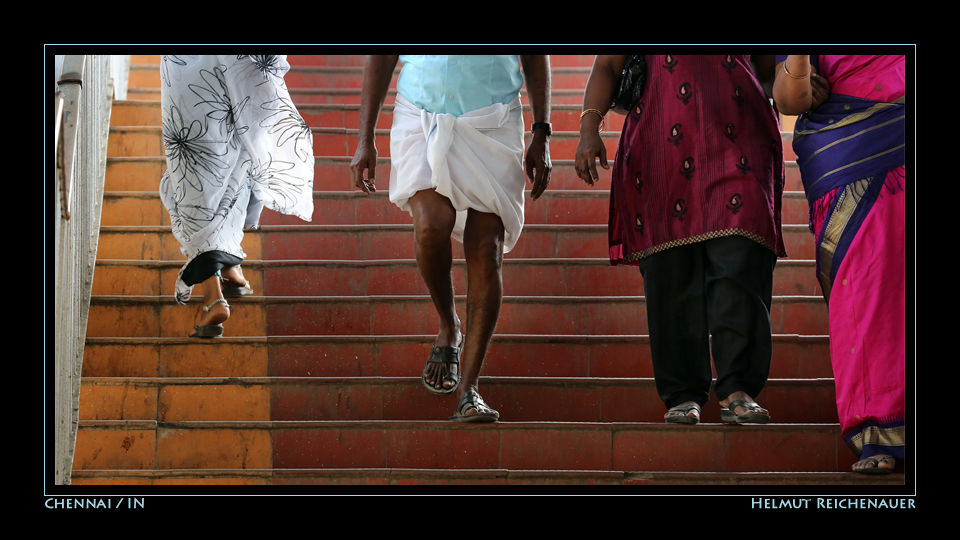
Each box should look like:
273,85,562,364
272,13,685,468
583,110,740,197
720,400,770,424
853,454,895,475
221,275,253,297
665,403,701,424
191,298,229,338
449,390,499,423
421,333,463,395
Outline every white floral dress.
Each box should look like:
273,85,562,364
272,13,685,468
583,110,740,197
158,55,314,304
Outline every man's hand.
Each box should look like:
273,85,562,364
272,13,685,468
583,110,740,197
350,139,377,194
349,55,398,195
526,130,552,200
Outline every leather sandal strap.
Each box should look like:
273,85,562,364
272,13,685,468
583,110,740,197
456,390,493,415
203,298,230,312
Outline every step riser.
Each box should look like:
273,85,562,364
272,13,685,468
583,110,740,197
80,379,839,424
86,296,829,338
104,157,806,194
112,101,628,133
93,261,822,298
95,227,815,262
83,336,832,379
283,55,602,68
71,469,902,486
107,128,621,160
101,192,813,228
74,423,855,473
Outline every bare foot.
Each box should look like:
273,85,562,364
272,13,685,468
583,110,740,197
852,454,895,474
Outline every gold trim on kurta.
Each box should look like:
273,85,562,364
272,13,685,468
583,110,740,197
621,228,783,263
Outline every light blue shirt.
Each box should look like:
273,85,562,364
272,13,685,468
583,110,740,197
396,55,524,116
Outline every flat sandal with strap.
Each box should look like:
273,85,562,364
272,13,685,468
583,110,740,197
421,333,463,395
449,390,499,423
191,298,229,338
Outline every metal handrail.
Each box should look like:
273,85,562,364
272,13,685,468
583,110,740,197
55,55,85,219
52,54,124,486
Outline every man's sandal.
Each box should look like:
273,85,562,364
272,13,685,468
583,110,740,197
720,400,770,424
665,403,701,424
449,390,499,423
421,334,463,395
852,454,895,475
191,298,229,338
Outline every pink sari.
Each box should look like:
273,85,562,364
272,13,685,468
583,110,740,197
803,56,906,460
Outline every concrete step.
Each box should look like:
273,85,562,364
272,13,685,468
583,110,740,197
83,334,833,380
86,294,829,338
79,375,839,424
73,419,861,473
70,467,903,486
92,258,822,298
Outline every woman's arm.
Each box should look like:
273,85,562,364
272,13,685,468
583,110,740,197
575,55,628,186
773,55,830,115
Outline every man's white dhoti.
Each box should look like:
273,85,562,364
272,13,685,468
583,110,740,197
389,94,526,253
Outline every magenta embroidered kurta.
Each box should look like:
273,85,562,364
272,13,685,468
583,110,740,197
609,55,786,264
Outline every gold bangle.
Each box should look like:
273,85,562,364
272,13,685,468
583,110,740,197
580,108,605,131
782,61,810,79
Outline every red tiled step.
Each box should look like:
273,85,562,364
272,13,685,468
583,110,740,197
257,224,816,261
288,87,609,106
287,55,601,68
90,257,817,298
99,188,810,228
256,258,820,297
95,223,815,262
306,157,803,193
70,468,903,486
73,419,860,473
104,155,803,195
106,125,621,159
282,65,594,91
84,294,829,337
80,376,839,424
257,191,811,228
83,334,833,380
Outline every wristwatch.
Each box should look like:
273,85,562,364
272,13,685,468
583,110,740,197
531,122,552,136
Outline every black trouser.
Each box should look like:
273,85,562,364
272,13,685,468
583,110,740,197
637,236,776,409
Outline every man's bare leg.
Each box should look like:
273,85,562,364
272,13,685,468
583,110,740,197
456,209,505,413
409,189,461,390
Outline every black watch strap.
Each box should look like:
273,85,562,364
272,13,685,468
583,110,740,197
531,122,552,136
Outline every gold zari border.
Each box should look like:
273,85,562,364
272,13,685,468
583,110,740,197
846,423,906,456
818,177,873,303
621,229,783,263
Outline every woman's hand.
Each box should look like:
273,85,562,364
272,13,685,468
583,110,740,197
575,128,608,187
810,68,831,110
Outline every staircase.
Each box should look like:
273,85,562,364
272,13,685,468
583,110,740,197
72,54,903,486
